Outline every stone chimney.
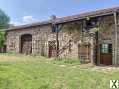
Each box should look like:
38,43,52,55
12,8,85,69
50,15,57,21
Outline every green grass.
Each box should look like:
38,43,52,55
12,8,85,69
0,53,118,89
51,59,81,65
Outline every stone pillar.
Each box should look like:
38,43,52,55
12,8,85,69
32,34,36,55
90,36,95,64
15,36,20,53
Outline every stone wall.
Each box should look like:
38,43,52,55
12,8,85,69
6,25,52,57
6,22,83,59
6,14,119,64
98,15,118,65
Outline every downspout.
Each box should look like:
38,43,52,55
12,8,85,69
114,10,118,65
95,31,99,65
52,23,59,58
56,24,59,58
50,15,59,59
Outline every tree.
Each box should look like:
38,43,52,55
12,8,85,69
0,9,10,47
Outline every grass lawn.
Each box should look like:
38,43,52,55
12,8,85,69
0,53,118,89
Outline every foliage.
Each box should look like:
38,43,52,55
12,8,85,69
0,31,5,47
90,27,99,33
86,17,90,20
0,9,10,47
51,58,81,65
61,21,82,43
0,9,9,29
62,21,81,35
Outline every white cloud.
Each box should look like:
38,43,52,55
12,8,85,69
10,21,23,26
10,15,39,26
22,16,38,23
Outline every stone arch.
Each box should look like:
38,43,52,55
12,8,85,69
20,34,32,54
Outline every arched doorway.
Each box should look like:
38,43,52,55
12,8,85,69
20,34,32,55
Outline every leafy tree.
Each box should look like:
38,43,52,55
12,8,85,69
0,9,10,47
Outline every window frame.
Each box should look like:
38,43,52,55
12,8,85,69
101,44,112,54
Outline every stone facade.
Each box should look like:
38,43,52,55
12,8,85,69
6,7,119,65
6,23,82,59
6,25,51,57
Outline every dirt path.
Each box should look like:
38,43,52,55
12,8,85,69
0,55,18,61
91,66,119,72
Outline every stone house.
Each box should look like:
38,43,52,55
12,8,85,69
6,7,119,65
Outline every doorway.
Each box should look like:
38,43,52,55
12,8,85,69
20,34,32,55
100,44,112,65
48,40,57,57
78,44,91,62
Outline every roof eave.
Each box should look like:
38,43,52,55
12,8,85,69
7,6,119,31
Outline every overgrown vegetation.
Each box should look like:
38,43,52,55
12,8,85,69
0,54,118,89
0,9,10,47
51,58,81,65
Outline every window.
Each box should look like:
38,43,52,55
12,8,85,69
52,24,60,32
101,44,112,53
52,24,57,32
86,18,98,29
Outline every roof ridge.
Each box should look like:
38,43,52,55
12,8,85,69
7,6,119,30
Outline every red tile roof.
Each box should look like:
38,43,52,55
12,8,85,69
7,6,119,31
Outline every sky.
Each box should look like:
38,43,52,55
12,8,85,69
0,0,119,25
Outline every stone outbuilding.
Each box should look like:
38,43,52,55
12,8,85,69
6,7,119,65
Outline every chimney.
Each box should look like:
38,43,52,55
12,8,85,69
50,15,57,20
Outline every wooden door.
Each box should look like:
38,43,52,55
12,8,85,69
100,44,112,65
21,34,32,55
78,44,91,62
48,41,57,57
